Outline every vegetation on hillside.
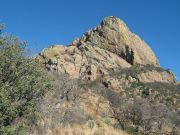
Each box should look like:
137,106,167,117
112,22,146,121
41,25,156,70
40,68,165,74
84,74,180,135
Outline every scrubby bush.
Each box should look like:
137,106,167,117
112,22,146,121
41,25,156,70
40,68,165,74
50,72,81,101
84,75,180,135
110,64,166,79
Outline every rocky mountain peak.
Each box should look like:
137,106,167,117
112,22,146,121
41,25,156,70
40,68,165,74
101,16,128,29
101,16,129,31
36,17,163,80
70,16,159,66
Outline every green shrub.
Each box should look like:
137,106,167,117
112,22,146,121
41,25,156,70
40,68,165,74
87,120,95,129
0,26,51,134
102,117,112,125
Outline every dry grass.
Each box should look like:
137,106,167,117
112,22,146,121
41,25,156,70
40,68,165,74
50,124,129,135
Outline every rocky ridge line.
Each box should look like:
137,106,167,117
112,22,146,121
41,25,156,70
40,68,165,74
36,16,176,84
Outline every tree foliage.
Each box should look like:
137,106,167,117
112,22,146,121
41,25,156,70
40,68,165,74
0,26,51,134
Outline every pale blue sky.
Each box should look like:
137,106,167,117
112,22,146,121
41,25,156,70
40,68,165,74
0,0,180,80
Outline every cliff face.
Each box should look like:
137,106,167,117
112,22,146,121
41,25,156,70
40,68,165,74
72,16,159,66
33,17,180,135
36,16,172,83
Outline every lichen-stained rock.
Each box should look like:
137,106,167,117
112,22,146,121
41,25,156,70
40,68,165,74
40,45,66,58
137,70,177,83
74,16,159,66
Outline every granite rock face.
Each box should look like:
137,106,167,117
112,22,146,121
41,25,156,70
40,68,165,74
37,44,131,79
36,16,162,81
71,16,159,66
36,17,177,85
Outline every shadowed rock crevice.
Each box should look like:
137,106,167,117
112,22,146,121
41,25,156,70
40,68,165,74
120,46,134,65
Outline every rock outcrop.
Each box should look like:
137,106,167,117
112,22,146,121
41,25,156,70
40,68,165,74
37,44,131,79
70,16,159,66
36,17,163,81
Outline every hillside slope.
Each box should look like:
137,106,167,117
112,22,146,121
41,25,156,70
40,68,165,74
33,16,180,135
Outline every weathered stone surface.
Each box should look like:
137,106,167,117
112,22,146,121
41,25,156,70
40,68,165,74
72,16,159,66
37,44,131,79
137,70,176,83
40,45,66,58
36,16,162,79
36,17,179,86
